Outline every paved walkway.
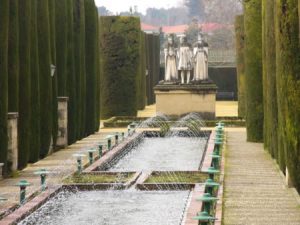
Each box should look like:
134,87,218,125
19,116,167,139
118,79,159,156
223,128,300,225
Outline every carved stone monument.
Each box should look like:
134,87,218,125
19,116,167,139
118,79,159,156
155,32,217,119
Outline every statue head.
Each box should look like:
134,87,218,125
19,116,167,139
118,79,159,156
180,35,187,45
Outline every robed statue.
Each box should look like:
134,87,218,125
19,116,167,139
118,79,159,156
193,33,209,81
164,35,178,82
178,35,193,84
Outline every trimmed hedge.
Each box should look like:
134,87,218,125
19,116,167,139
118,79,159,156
208,67,238,100
8,0,19,113
0,0,9,172
99,16,141,119
67,0,77,144
95,7,101,131
145,33,160,105
18,0,31,169
29,0,41,163
55,0,68,96
243,0,263,142
262,0,278,160
276,0,300,191
49,0,58,150
235,15,246,117
37,0,52,158
84,0,98,135
73,0,86,138
136,32,147,110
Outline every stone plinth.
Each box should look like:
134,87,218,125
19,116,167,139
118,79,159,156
7,112,18,171
56,97,69,148
154,82,217,119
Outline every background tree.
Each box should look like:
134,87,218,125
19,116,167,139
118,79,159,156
184,0,205,22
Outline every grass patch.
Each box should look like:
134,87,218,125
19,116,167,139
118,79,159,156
144,172,210,183
64,172,134,184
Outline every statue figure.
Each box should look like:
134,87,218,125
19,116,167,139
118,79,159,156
193,33,209,81
178,35,193,84
164,35,178,82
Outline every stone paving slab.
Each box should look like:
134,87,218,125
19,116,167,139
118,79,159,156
223,128,300,225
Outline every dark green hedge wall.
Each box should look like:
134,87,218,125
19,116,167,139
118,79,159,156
99,16,141,119
262,0,278,160
29,0,41,163
208,67,238,100
85,0,98,135
0,0,9,173
73,0,86,138
55,0,68,96
145,33,160,105
8,0,19,113
243,0,264,142
49,0,58,151
37,0,52,158
95,7,100,131
276,0,300,191
136,31,147,110
67,0,77,144
235,15,246,117
18,0,31,169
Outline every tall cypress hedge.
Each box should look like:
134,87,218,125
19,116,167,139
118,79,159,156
67,0,77,144
95,8,100,131
49,0,58,150
84,0,97,135
243,0,263,142
29,0,41,163
18,0,31,169
136,32,146,110
262,0,278,160
235,15,246,118
55,0,68,96
276,0,300,191
99,16,141,119
0,0,9,172
37,0,52,158
73,0,86,138
8,0,19,113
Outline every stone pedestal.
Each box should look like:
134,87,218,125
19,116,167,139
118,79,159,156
7,112,18,171
56,97,69,148
154,82,217,119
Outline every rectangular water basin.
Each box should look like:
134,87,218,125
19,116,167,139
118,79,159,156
18,190,190,225
105,137,207,172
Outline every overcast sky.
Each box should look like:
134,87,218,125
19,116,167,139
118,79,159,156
95,0,183,14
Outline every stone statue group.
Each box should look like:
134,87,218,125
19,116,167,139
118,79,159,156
164,32,209,84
